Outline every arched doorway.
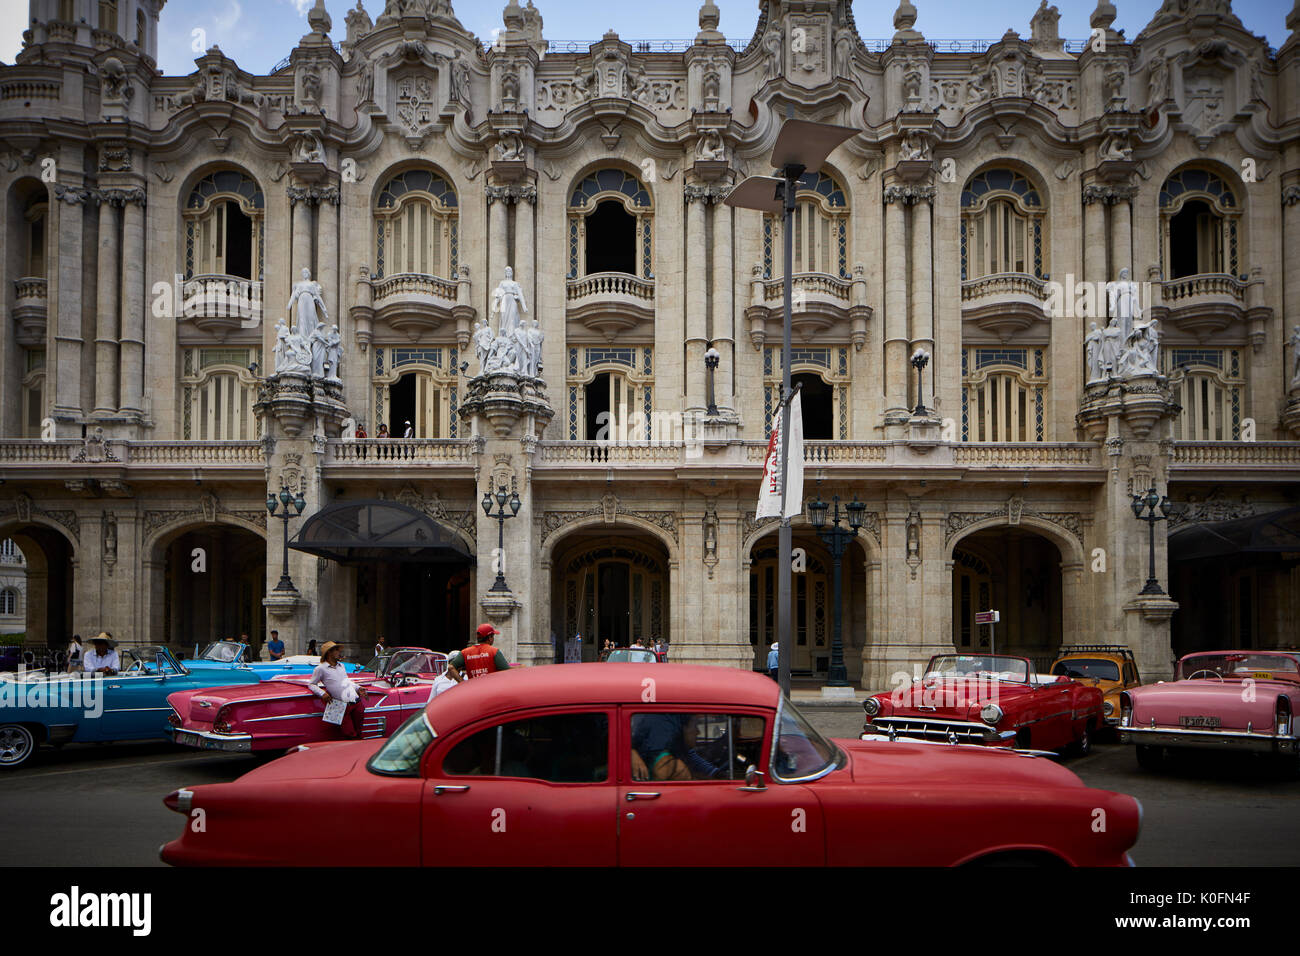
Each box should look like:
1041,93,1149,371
550,530,670,661
950,527,1063,667
161,524,267,653
0,525,73,649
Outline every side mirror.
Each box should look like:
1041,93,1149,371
740,764,766,791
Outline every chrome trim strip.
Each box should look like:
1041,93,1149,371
1119,726,1299,753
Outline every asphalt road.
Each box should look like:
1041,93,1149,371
1,708,1296,866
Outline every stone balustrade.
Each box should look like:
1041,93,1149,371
1162,274,1246,304
371,272,460,306
960,272,1046,302
538,441,684,465
761,273,853,305
952,443,1100,466
566,272,656,302
1170,441,1300,468
0,440,264,466
14,276,47,301
326,439,475,464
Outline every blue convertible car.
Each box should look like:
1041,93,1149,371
0,645,262,769
185,640,362,679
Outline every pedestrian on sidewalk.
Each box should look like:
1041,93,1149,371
447,623,510,679
767,642,779,680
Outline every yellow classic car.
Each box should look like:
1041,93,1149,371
1050,644,1142,729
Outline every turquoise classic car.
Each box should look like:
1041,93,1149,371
185,640,362,680
0,645,262,769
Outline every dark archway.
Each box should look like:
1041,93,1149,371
585,200,637,275
164,525,266,653
0,525,73,650
793,372,834,439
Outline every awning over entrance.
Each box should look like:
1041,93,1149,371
1169,507,1300,562
289,500,474,564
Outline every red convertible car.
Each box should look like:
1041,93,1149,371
1118,650,1300,772
862,654,1105,755
161,663,1140,866
167,648,451,754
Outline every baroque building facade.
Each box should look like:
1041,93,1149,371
1,0,1299,686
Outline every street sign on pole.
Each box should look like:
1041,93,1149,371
975,610,999,656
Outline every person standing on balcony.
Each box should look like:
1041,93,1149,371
402,420,414,439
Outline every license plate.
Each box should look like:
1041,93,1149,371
175,731,223,750
1179,715,1221,728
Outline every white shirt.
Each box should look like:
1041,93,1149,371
83,648,120,673
427,673,458,700
309,661,361,703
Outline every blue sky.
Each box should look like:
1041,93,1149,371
0,0,1292,72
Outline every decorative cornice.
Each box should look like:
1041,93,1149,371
486,183,537,204
95,186,146,207
53,183,92,205
1083,183,1137,205
946,505,1082,545
540,506,678,545
883,184,934,205
286,184,340,206
684,183,732,204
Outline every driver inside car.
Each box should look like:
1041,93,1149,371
630,713,729,781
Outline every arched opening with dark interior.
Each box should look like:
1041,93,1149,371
162,525,266,655
0,526,73,651
1168,198,1222,278
793,372,834,440
584,200,637,275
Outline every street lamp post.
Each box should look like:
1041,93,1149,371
807,491,864,687
482,483,521,592
704,343,721,417
910,347,931,417
267,480,306,592
727,116,855,699
1131,487,1181,595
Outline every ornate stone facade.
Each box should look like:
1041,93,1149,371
1,0,1299,685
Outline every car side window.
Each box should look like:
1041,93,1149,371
629,713,766,782
442,712,609,783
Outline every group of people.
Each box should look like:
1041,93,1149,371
599,637,669,659
306,622,508,739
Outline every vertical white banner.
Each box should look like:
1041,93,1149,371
756,391,805,520
784,390,804,519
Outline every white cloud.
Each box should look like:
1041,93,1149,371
0,1,28,65
214,0,244,33
285,0,313,15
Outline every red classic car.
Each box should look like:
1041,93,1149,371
1118,650,1300,772
161,663,1140,866
862,654,1106,755
166,648,452,754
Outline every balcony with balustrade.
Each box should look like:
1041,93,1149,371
565,272,656,340
370,272,471,340
12,276,47,348
747,272,869,349
1154,273,1248,340
961,272,1048,342
180,275,263,342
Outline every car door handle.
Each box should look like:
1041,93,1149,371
433,785,470,795
625,791,660,801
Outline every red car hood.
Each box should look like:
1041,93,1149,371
234,739,381,782
1127,678,1296,731
837,736,1087,789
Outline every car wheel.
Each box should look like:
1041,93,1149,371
0,725,37,769
1135,744,1165,771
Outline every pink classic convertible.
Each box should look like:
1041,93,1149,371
167,648,452,754
1118,650,1300,772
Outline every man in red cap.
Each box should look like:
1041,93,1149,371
447,623,510,679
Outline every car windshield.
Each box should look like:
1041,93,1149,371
388,650,448,676
772,699,841,780
1052,658,1121,681
198,641,244,663
1179,653,1300,682
925,655,1030,683
120,646,185,676
362,654,388,674
369,712,435,776
606,649,657,663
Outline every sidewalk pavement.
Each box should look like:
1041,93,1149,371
786,677,877,708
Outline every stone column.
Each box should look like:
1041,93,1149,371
290,191,312,281
52,183,88,425
118,193,146,418
1083,186,1107,285
93,195,121,416
1108,190,1133,281
515,188,536,324
882,188,909,428
711,198,736,413
317,188,340,325
488,188,509,321
909,191,934,363
684,191,708,414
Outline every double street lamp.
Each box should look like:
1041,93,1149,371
1131,487,1183,596
911,347,931,417
704,343,721,418
267,480,307,592
807,491,865,688
727,116,855,699
482,484,521,593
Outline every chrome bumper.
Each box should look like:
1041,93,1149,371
864,717,1015,746
171,728,252,753
1118,726,1299,754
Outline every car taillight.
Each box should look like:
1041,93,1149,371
214,707,232,734
1120,692,1133,727
167,709,182,728
1277,697,1292,737
163,788,194,814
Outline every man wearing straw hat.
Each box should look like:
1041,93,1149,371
84,632,120,676
307,641,366,738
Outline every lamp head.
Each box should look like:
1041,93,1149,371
266,492,278,514
509,492,521,516
481,491,493,515
846,498,866,530
808,494,829,529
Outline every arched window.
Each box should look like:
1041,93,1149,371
1164,348,1244,441
568,169,653,279
564,347,654,443
960,169,1045,280
961,347,1047,442
374,168,458,279
1160,168,1239,279
762,171,848,279
0,589,17,616
184,170,264,280
180,348,261,440
371,347,460,440
0,539,17,560
763,347,851,440
24,201,47,277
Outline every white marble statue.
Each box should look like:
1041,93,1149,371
526,319,544,378
1100,317,1123,379
1290,325,1300,389
511,319,531,375
309,321,329,378
491,266,527,338
286,329,312,371
472,320,495,372
273,319,290,371
325,324,343,381
1122,319,1161,376
483,333,518,374
1085,322,1104,384
1107,267,1141,343
287,267,328,341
